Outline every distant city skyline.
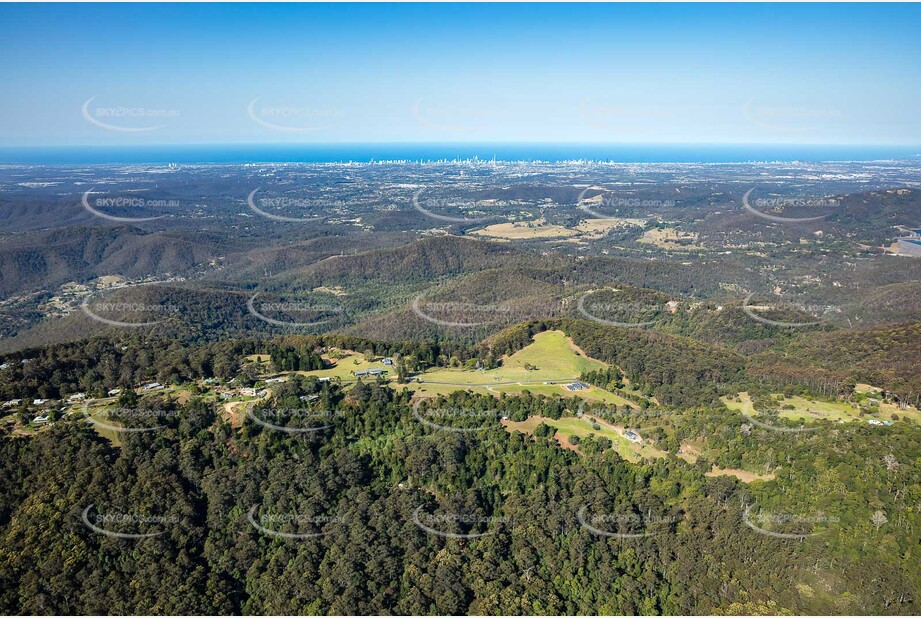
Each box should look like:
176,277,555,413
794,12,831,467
2,3,920,147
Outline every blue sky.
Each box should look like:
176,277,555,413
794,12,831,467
1,3,919,146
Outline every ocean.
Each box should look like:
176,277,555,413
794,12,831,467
0,143,919,165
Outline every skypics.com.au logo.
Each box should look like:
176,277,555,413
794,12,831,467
82,405,179,434
411,294,562,328
81,504,179,540
81,97,179,133
246,188,326,223
81,188,174,223
742,505,838,540
412,506,510,539
247,505,345,540
247,293,345,328
81,294,179,328
576,188,675,219
577,506,681,539
411,189,496,224
247,408,345,434
412,401,500,433
741,188,839,224
577,289,674,328
741,292,839,329
247,98,341,133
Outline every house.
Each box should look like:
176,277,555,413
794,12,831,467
0,363,9,370
300,394,320,403
2,399,21,408
382,358,394,366
355,368,385,377
67,393,86,402
563,381,589,392
867,419,884,426
240,387,259,397
32,414,50,424
32,399,48,406
107,388,122,396
265,377,286,384
624,430,641,442
318,377,331,382
219,391,235,400
142,382,163,391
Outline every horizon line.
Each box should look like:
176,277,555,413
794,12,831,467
3,141,921,149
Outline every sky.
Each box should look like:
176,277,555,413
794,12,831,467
1,3,920,147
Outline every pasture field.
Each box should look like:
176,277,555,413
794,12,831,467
292,351,391,381
272,330,634,404
722,391,921,425
705,467,775,483
470,219,577,240
503,413,667,462
421,330,606,384
637,227,704,251
776,396,857,423
243,354,272,366
81,405,125,446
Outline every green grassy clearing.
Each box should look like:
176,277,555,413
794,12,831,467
289,330,632,404
502,414,667,463
722,391,920,425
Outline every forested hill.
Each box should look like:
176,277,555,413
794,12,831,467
1,380,919,614
0,226,223,296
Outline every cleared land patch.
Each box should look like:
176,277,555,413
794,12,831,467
722,391,920,426
706,467,775,483
502,413,667,462
274,330,634,405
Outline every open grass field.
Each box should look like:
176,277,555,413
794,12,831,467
637,227,704,251
275,330,634,404
470,216,640,242
420,330,606,385
775,396,857,423
81,405,125,446
722,391,921,425
292,350,392,381
502,414,667,462
243,354,272,366
470,219,578,240
706,467,775,483
489,383,630,404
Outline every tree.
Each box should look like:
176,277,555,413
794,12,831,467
872,510,888,531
